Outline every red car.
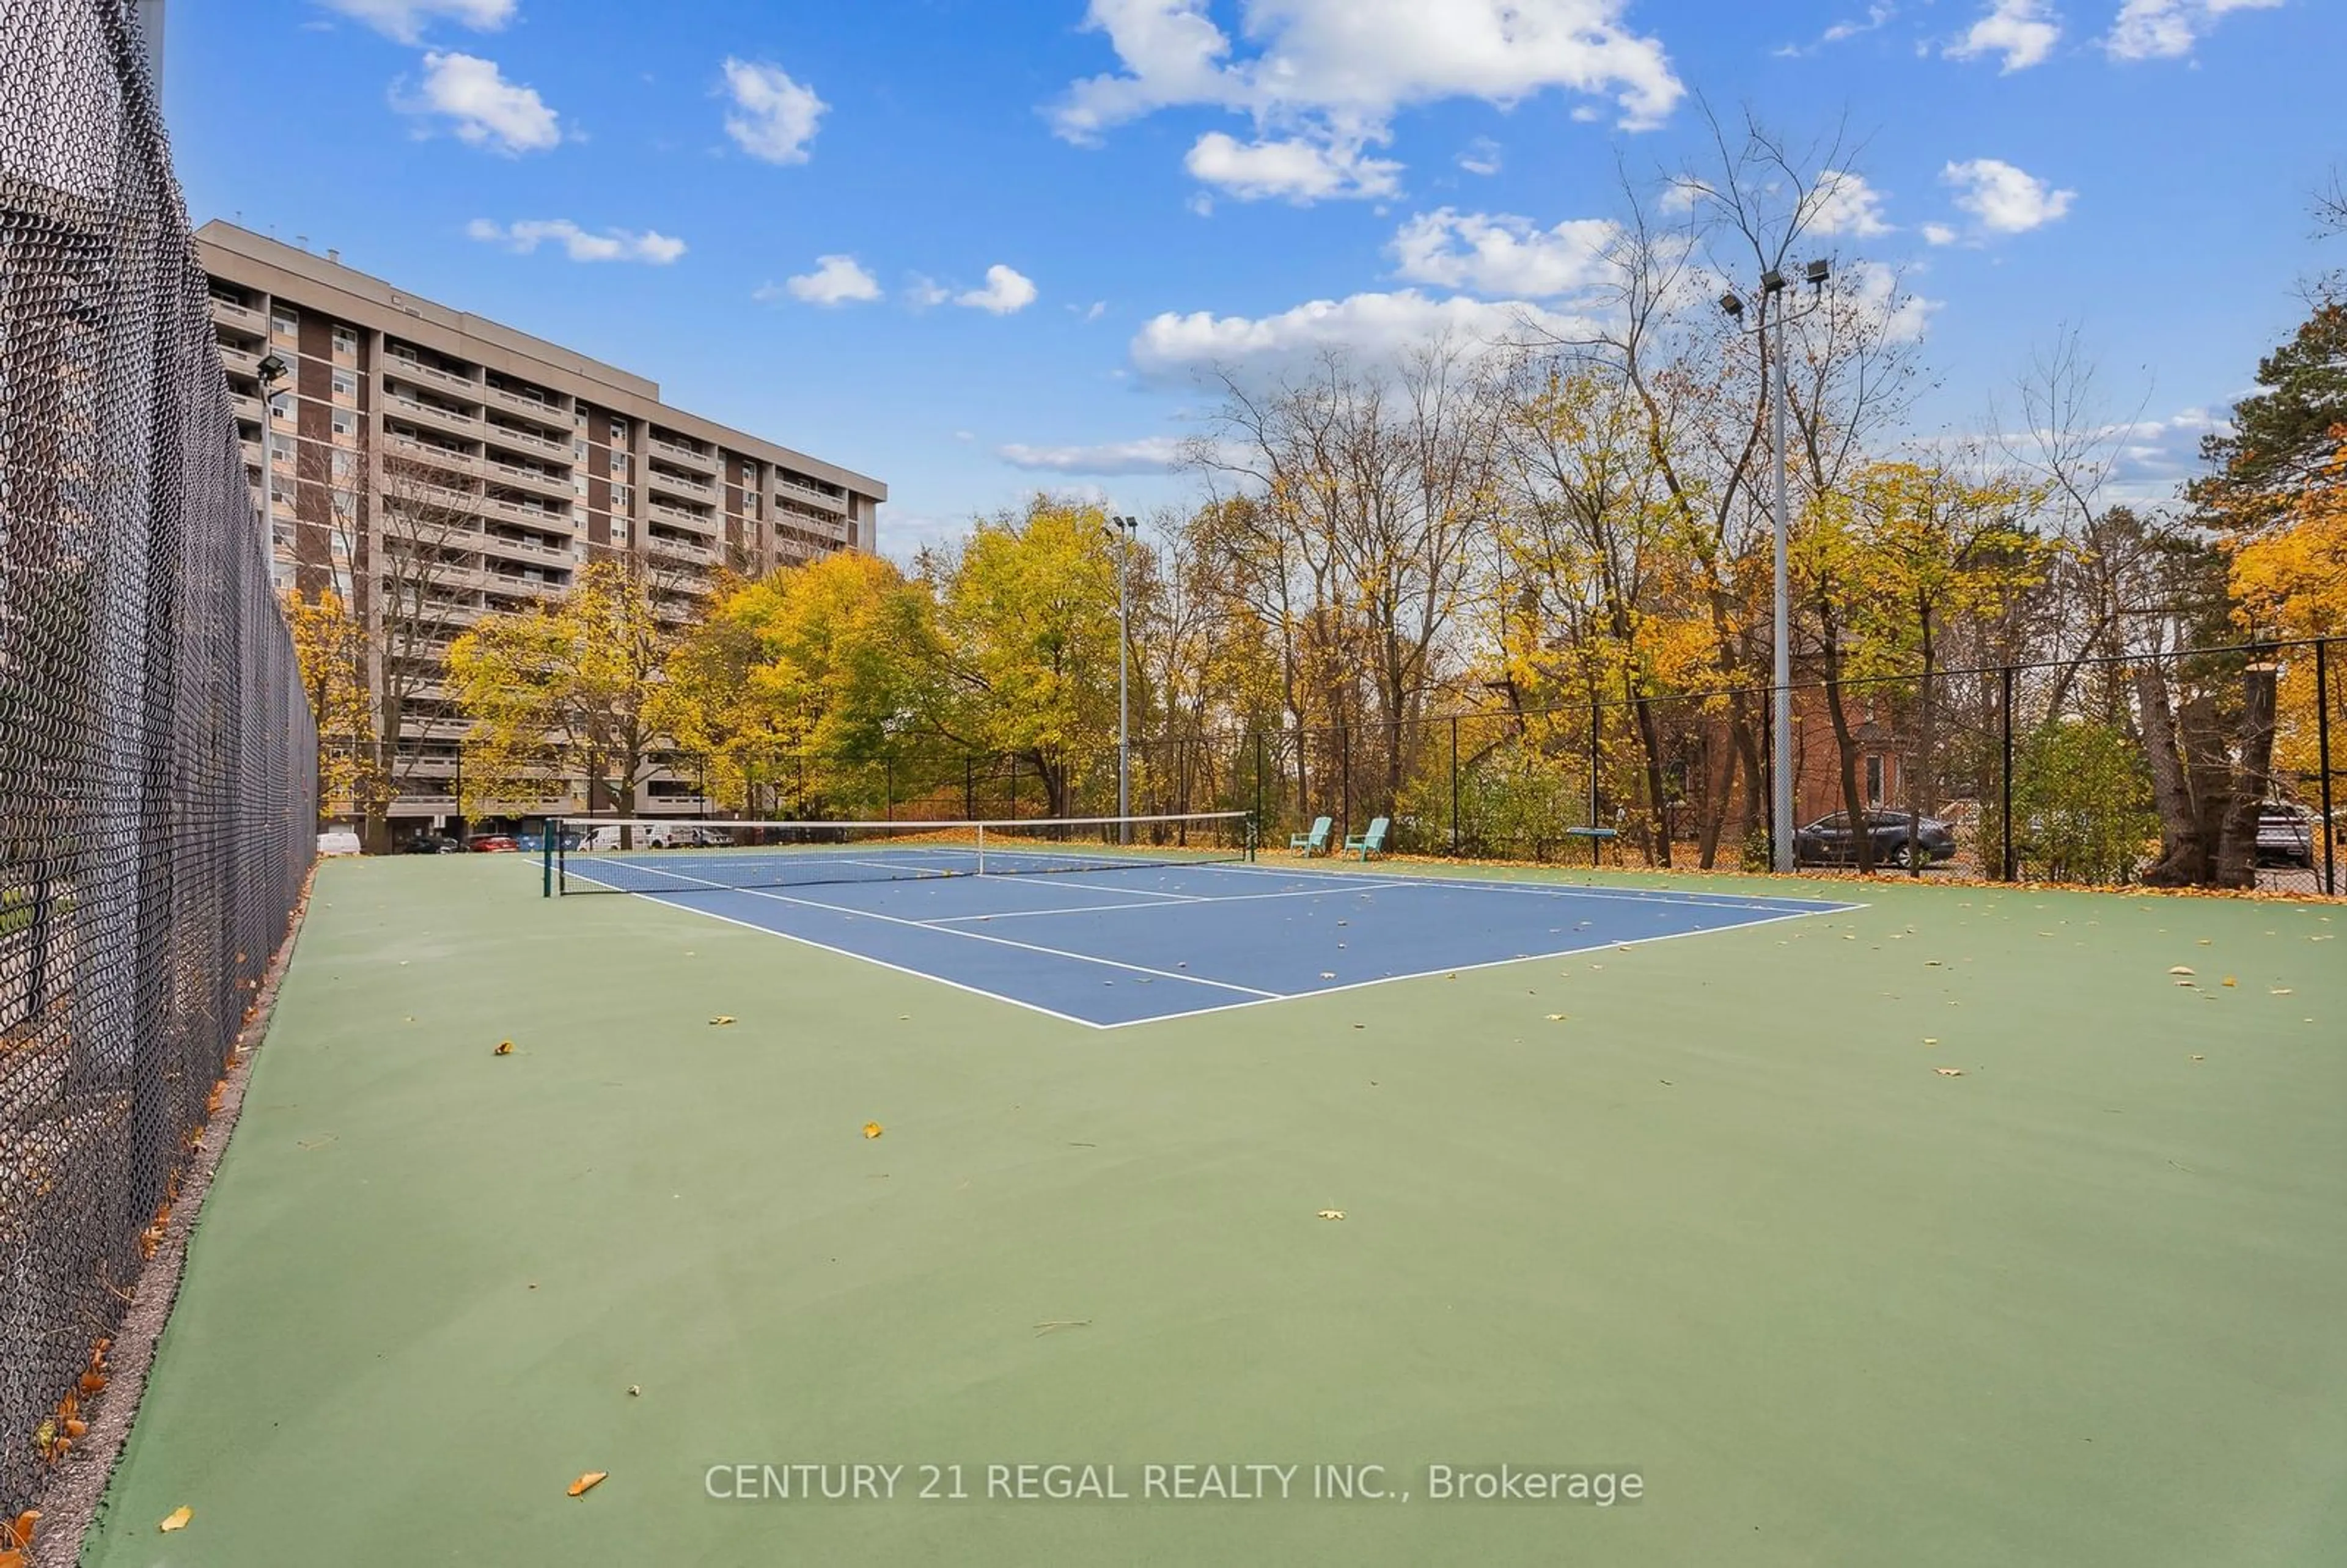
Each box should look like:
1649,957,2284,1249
467,834,520,853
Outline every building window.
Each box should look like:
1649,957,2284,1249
271,307,298,338
1865,755,1885,807
575,438,587,459
332,411,356,438
269,392,293,418
332,326,357,356
331,369,358,399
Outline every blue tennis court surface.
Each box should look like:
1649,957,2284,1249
568,855,1859,1028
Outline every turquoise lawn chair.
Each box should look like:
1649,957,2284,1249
1289,815,1332,855
1343,816,1390,860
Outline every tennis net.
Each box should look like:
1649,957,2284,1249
547,811,1256,895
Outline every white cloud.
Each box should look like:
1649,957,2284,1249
401,51,559,154
2105,0,2284,61
957,265,1038,315
905,274,952,310
1809,170,1895,237
1457,137,1503,177
997,436,1193,475
1070,300,1109,323
315,0,513,43
465,219,685,264
1942,157,2076,233
1778,2,1898,56
1053,0,1683,197
1389,208,1615,298
1183,131,1401,202
1947,0,2063,71
1922,222,1960,246
777,254,881,306
721,58,826,164
1131,289,1596,381
1843,260,1939,345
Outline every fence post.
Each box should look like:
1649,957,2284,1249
29,852,51,1005
1254,731,1265,834
964,755,975,819
2319,639,2336,898
1587,702,1602,868
1999,664,2016,884
1340,725,1351,837
1758,701,1773,868
886,757,894,822
1450,714,1461,856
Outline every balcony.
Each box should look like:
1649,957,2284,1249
480,492,571,526
484,381,566,423
645,466,714,500
485,457,573,497
776,477,848,514
219,343,262,378
482,421,570,460
644,532,719,567
209,295,264,329
384,353,480,397
648,437,716,472
385,392,478,433
648,500,718,535
386,433,480,477
480,571,568,601
479,530,577,569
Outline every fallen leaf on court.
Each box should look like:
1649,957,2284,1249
2221,977,2236,988
567,1473,606,1498
2192,1055,2205,1062
1923,1038,1939,1046
3,1509,37,1552
158,1506,192,1533
1546,1014,1568,1021
78,1372,105,1396
494,1040,513,1056
627,1385,641,1397
862,1121,884,1140
1317,1210,1345,1221
2272,988,2294,995
1320,971,1336,979
2198,939,2213,946
708,1016,736,1027
2168,966,2195,976
1935,1068,1964,1077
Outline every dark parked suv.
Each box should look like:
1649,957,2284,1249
1794,810,1959,869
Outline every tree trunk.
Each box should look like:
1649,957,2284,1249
1818,620,1871,871
2212,665,2278,888
2135,663,2204,886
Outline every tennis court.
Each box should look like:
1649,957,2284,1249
76,846,2347,1567
554,821,1857,1027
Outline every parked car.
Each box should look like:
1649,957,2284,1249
317,828,361,857
467,834,520,854
1793,810,1958,869
400,834,463,854
2256,802,2325,869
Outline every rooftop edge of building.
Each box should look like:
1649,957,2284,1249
196,219,887,504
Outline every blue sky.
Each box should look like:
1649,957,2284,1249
164,0,2339,555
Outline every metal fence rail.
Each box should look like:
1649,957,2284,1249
2,0,317,1517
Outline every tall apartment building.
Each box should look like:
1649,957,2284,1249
196,220,886,831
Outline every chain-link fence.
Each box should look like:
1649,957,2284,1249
2,0,318,1519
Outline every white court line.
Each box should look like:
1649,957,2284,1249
584,858,1282,1000
1201,859,1862,914
924,880,1416,924
1085,903,1851,1030
546,851,1857,1030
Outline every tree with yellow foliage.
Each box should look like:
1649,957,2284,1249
660,551,943,817
279,587,370,824
448,557,677,820
925,498,1122,818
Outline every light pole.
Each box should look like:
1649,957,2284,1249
255,348,288,546
1107,514,1138,841
1720,259,1830,873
